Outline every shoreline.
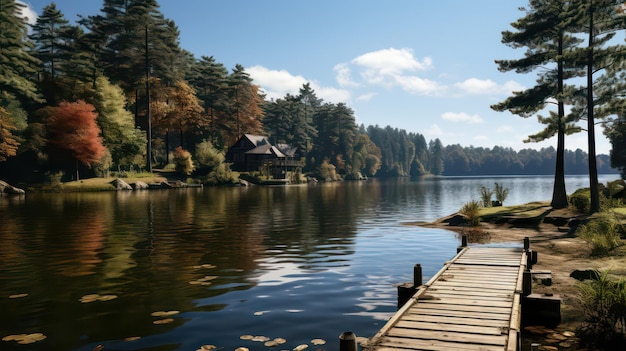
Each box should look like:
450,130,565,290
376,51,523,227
410,208,626,349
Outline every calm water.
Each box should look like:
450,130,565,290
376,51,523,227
0,175,618,351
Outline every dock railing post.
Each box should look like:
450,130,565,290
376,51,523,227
457,234,468,253
339,331,358,351
413,264,422,287
523,236,532,296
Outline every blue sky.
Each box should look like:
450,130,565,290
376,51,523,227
21,0,613,154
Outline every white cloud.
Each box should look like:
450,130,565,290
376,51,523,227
474,135,489,141
441,112,484,124
246,65,350,104
17,1,38,25
352,48,433,86
395,75,445,96
454,78,524,95
334,63,358,87
356,92,377,102
425,124,443,137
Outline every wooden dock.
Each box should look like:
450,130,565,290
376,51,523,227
364,245,528,351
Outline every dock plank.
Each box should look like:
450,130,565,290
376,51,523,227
365,246,526,351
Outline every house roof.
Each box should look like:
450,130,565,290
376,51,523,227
277,143,298,157
244,134,270,147
246,144,286,157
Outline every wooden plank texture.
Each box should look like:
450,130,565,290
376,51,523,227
365,246,526,351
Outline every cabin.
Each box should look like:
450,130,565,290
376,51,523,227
226,134,303,179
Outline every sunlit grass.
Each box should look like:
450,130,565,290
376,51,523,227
61,176,167,192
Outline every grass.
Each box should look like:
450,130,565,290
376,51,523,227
478,202,551,220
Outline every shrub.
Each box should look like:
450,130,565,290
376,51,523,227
577,270,626,349
173,147,194,175
480,186,493,207
460,200,481,227
576,213,623,256
570,189,591,212
494,182,509,205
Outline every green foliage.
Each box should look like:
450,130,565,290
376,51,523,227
494,182,510,204
480,186,494,207
318,159,338,181
460,200,481,227
173,147,194,175
577,270,626,348
576,213,623,256
570,188,591,212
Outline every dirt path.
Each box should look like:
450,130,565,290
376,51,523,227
411,208,626,350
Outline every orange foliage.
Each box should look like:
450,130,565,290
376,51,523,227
0,107,20,162
47,101,106,167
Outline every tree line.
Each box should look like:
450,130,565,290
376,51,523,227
0,0,623,193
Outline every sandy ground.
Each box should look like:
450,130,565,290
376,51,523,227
413,208,626,350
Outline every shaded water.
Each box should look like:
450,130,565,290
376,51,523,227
0,175,618,350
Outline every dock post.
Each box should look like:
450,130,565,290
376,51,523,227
457,235,468,253
524,237,530,250
413,264,422,287
339,331,358,351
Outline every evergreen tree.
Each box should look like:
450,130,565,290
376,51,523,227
492,0,583,209
0,0,42,107
29,3,72,80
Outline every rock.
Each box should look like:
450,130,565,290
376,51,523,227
239,179,249,186
570,269,600,281
132,181,149,190
110,178,132,190
0,180,25,195
441,214,467,226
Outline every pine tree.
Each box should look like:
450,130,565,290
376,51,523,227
29,3,72,79
0,0,42,106
492,0,583,209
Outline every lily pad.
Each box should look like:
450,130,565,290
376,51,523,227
273,338,287,344
240,335,254,340
252,335,270,342
235,348,249,351
293,344,308,351
265,340,278,347
2,333,47,344
153,318,174,325
311,339,326,345
124,336,141,342
151,310,180,317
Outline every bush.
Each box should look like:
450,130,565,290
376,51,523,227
460,200,481,227
173,147,194,175
480,186,493,207
570,189,591,212
576,213,623,256
494,182,509,205
577,270,626,349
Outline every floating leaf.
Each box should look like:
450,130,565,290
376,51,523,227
253,311,264,316
240,335,254,340
9,293,28,299
252,336,270,342
153,318,174,325
98,295,118,301
293,344,308,351
151,310,180,317
311,339,326,345
124,336,141,342
235,348,249,351
200,345,217,350
265,340,278,347
3,333,47,345
273,338,286,344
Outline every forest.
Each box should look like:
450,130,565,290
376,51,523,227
0,0,624,186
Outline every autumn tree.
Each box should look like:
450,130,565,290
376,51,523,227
221,64,265,146
46,101,106,180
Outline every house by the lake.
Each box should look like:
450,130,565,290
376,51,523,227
225,134,303,179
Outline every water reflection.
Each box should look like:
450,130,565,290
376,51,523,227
0,175,619,351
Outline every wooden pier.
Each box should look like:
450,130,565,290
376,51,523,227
363,242,530,351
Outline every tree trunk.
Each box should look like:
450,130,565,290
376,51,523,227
551,35,568,209
587,5,600,213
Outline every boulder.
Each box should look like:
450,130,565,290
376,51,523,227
110,178,133,190
0,180,25,195
132,181,149,190
569,269,600,281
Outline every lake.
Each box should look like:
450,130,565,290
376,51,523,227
0,175,618,351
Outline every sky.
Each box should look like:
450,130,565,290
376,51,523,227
21,0,615,155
